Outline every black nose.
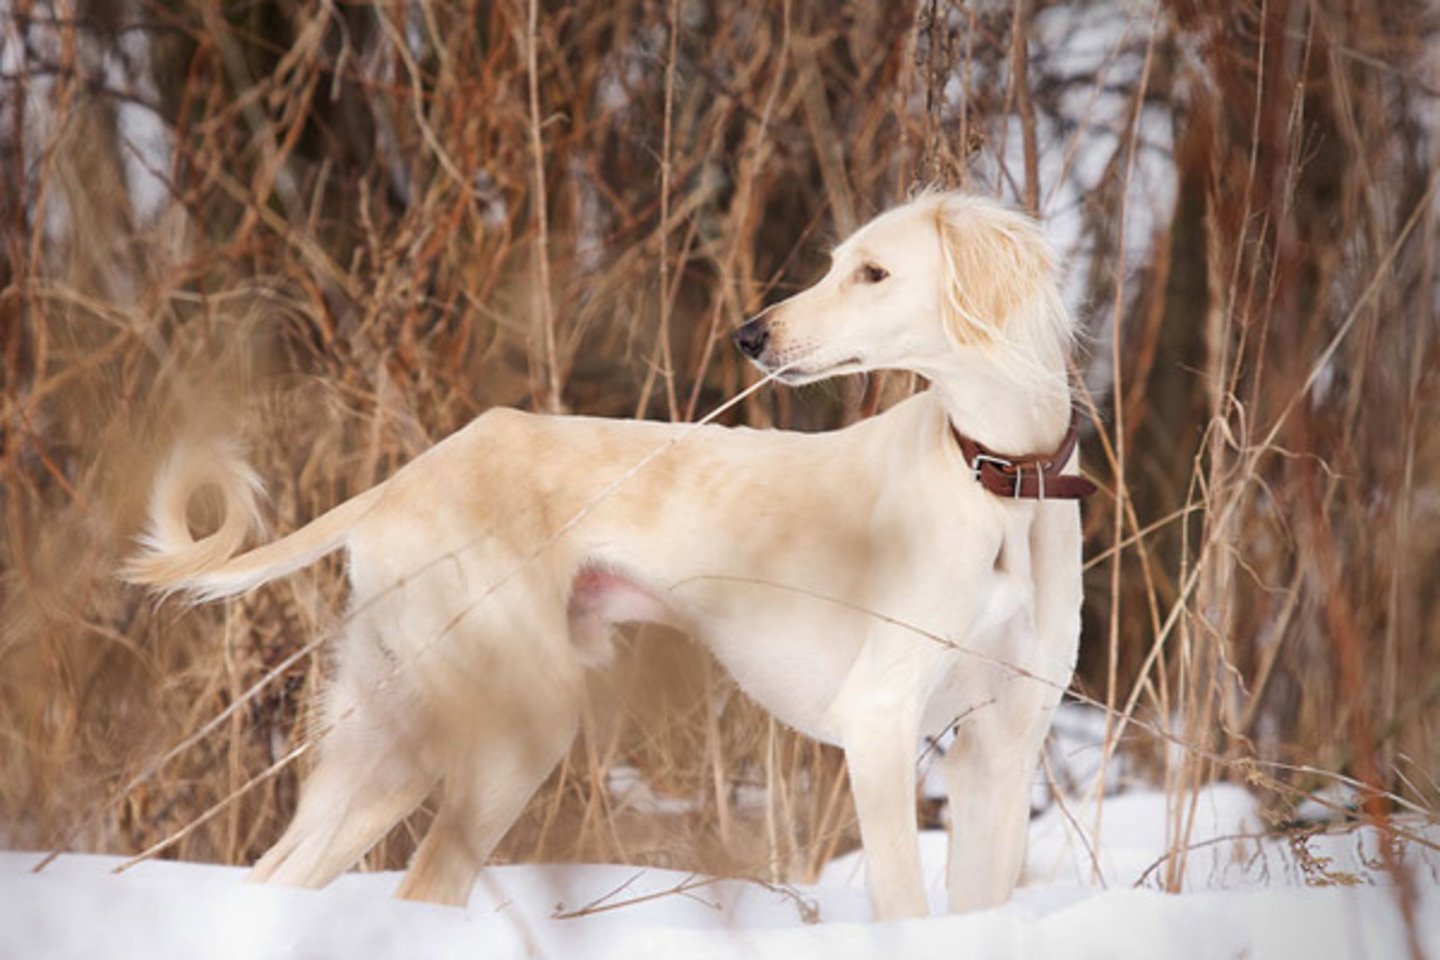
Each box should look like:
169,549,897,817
734,318,770,359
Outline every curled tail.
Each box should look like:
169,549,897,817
121,442,380,602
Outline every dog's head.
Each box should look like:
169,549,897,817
734,192,1071,386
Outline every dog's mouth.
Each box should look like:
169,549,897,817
773,356,865,385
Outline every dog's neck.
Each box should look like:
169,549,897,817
924,361,1072,459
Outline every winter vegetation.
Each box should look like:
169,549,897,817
1,0,1438,955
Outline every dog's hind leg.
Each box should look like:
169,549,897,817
394,679,580,906
390,591,584,906
249,711,433,887
250,644,435,888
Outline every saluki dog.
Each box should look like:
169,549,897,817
125,190,1091,921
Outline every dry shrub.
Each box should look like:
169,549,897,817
1,0,1436,890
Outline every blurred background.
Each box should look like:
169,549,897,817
2,0,1437,889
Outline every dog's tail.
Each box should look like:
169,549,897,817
121,441,381,602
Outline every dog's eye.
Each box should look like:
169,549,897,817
858,263,889,284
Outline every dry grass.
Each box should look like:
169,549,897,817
2,0,1438,899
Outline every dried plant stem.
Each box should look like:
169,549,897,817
1008,0,1038,215
1091,3,1159,873
524,0,562,413
657,0,681,422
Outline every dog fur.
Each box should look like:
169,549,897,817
124,190,1085,921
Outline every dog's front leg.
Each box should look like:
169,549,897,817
843,716,928,920
938,681,1057,912
832,639,939,921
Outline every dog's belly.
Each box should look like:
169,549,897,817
564,565,862,742
693,615,865,743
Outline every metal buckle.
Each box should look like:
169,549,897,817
972,453,1011,481
973,453,1021,497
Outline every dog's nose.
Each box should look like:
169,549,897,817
734,318,770,359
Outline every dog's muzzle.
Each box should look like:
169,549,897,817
734,316,770,360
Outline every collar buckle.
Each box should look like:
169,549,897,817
974,453,1025,499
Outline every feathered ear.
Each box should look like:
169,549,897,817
935,196,1057,347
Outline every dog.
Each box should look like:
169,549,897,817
124,190,1090,921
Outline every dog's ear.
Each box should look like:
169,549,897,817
935,196,1056,347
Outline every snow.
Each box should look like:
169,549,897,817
106,30,173,226
4,786,1437,959
606,763,703,815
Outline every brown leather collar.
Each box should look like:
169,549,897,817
951,412,1097,500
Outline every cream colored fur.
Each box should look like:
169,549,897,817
124,191,1085,921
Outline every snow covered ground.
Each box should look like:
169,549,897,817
4,784,1437,959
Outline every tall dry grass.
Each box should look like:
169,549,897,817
2,0,1437,895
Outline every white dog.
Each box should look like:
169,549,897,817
125,191,1091,921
